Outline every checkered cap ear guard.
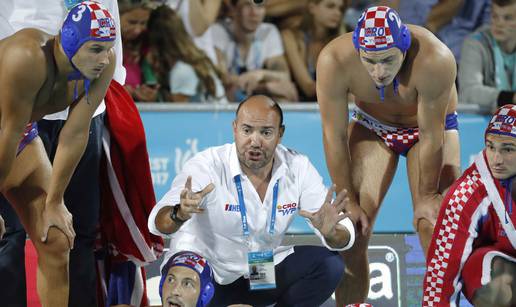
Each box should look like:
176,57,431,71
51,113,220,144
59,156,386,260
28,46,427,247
61,1,116,62
159,251,215,307
352,6,411,52
486,104,516,139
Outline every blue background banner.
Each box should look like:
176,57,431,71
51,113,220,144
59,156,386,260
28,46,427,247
142,109,490,233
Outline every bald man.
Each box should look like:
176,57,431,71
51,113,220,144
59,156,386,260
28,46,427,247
149,95,355,306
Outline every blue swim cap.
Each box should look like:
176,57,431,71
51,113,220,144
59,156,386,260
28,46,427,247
159,251,215,307
353,6,411,53
61,1,116,71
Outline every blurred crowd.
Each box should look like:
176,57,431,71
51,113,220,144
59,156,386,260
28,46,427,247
121,0,515,108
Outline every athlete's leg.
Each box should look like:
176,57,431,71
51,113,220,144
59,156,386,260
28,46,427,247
336,121,399,305
407,129,461,255
2,137,70,307
38,114,104,307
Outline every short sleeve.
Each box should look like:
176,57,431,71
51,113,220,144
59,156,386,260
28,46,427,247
169,61,200,96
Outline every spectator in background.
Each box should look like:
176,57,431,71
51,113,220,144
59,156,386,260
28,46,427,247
378,0,438,26
212,0,299,102
282,0,346,101
263,0,309,30
426,0,491,62
381,0,491,62
167,0,223,66
146,5,228,103
459,0,516,112
119,1,158,102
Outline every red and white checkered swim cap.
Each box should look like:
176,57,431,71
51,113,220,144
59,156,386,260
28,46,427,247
353,6,410,52
486,104,516,139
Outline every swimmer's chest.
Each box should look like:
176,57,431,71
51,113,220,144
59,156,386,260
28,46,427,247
352,80,419,125
32,74,81,119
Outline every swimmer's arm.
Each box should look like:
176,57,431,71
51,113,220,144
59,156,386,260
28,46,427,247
0,44,45,188
416,52,456,199
46,55,115,206
316,49,357,205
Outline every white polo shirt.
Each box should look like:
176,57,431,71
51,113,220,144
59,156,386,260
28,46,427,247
211,21,284,73
148,143,355,285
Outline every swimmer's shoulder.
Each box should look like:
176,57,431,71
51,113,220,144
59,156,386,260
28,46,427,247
408,25,456,71
0,29,49,89
320,32,357,64
317,32,358,76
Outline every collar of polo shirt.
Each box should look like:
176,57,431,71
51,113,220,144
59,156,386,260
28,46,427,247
229,142,288,180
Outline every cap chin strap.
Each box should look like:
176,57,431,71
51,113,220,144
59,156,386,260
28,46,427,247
375,51,406,101
376,76,399,101
67,58,91,104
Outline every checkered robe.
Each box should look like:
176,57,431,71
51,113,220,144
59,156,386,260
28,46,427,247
422,151,516,306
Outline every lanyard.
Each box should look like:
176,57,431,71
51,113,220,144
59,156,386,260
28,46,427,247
234,175,279,239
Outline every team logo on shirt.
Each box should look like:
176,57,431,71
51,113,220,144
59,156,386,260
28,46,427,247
224,203,240,212
277,202,298,216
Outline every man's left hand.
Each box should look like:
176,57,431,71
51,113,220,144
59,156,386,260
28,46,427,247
299,185,349,239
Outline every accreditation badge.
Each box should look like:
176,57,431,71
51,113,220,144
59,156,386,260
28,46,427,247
247,250,276,290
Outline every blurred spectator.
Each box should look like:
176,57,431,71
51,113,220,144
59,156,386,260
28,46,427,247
119,1,158,102
342,0,372,30
167,0,223,65
263,0,309,30
427,0,491,62
379,0,438,26
146,5,228,103
459,0,516,111
282,0,346,101
378,0,490,62
212,0,299,102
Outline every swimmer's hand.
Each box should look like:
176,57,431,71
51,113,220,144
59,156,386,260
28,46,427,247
176,176,215,221
41,202,75,249
299,185,350,240
0,214,5,239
